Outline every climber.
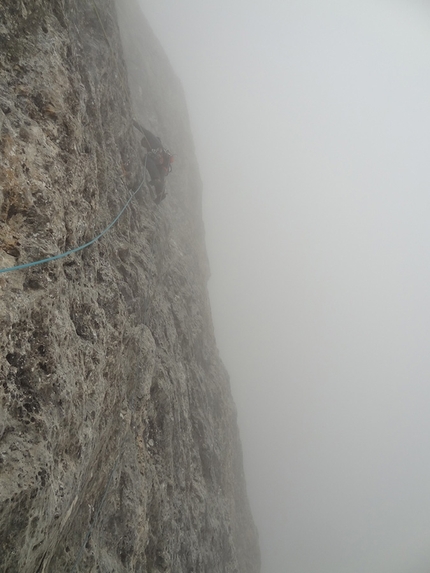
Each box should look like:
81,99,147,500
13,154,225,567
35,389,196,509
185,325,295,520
132,119,174,204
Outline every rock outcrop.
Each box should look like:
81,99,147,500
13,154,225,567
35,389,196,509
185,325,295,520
0,0,260,572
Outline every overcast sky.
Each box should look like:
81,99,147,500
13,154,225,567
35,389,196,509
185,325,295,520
138,1,430,572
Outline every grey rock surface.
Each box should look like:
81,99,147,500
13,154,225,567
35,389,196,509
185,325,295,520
0,0,260,572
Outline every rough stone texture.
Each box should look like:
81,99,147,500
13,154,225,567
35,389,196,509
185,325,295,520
0,1,260,572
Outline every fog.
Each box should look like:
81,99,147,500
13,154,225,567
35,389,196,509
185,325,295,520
138,1,430,571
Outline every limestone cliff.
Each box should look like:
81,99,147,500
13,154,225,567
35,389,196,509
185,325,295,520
0,1,260,571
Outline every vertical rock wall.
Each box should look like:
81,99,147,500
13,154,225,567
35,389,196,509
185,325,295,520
0,1,260,572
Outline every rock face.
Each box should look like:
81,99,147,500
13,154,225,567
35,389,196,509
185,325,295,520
0,1,260,572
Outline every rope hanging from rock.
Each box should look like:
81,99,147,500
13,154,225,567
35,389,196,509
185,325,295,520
0,169,146,275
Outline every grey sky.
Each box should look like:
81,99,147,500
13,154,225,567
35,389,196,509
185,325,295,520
138,1,430,571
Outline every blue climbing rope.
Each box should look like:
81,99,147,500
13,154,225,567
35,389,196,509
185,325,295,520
0,174,146,275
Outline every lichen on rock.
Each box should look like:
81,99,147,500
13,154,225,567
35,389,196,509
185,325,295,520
0,1,260,572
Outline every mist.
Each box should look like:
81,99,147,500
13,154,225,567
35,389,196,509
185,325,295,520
138,1,430,571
